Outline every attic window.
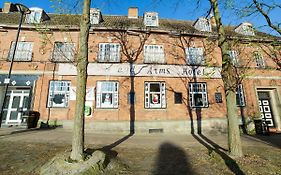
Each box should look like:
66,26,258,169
25,7,49,24
144,12,159,27
90,8,102,25
26,9,42,23
235,23,255,36
194,18,212,32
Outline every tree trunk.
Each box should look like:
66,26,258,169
209,0,243,157
70,0,91,161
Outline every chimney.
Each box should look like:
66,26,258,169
3,2,12,13
128,7,138,19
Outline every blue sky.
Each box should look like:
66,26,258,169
0,0,279,35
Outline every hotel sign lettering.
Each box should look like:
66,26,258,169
58,63,221,78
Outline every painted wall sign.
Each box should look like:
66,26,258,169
70,87,95,101
58,63,222,78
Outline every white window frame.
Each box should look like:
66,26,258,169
47,81,71,108
8,41,33,61
186,47,204,65
228,50,239,65
144,45,165,63
144,82,166,109
90,8,101,24
236,84,245,107
98,43,120,62
254,52,265,68
189,83,208,108
52,42,75,62
144,12,159,27
194,18,212,32
241,25,255,36
26,10,42,24
96,81,119,109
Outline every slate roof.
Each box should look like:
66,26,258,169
0,12,280,41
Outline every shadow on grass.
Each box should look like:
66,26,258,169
189,107,245,175
193,134,245,175
243,133,281,149
84,133,133,168
152,142,194,175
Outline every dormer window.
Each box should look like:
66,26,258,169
25,7,50,24
234,22,255,36
194,17,212,32
144,12,159,27
90,8,103,25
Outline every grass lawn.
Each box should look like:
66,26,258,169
0,137,280,175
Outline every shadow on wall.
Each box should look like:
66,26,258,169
152,142,194,175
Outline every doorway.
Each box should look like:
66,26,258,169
2,89,30,125
257,91,275,127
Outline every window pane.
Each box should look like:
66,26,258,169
102,93,113,105
150,93,160,104
52,94,65,105
12,96,20,108
144,45,165,63
96,81,118,108
194,94,203,107
189,83,208,107
10,111,18,120
48,81,70,108
150,84,160,92
52,42,74,62
145,82,166,109
174,92,182,104
98,43,120,62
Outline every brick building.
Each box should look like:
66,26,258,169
0,3,281,133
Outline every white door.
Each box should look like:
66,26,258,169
3,90,30,125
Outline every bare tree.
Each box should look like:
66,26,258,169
239,0,281,69
247,0,281,35
70,0,91,161
209,0,243,157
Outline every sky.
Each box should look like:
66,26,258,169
0,0,279,35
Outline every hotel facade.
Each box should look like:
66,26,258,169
0,4,281,133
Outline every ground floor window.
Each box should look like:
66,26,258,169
236,84,245,107
47,80,71,108
96,81,119,108
188,83,208,108
144,82,166,109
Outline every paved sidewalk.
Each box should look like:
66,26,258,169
0,127,280,149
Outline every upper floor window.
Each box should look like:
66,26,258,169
194,17,212,32
47,80,71,108
145,82,166,109
96,81,119,108
186,47,204,65
98,43,120,62
228,50,239,65
144,12,159,27
51,42,75,62
8,41,33,61
144,45,165,64
254,51,265,68
236,84,245,107
189,83,208,108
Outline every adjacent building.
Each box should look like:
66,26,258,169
0,3,281,133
